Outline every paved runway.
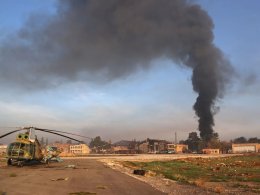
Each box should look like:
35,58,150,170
0,159,165,195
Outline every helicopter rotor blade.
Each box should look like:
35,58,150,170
0,129,23,139
35,128,82,143
34,127,92,140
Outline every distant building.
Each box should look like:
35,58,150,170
112,140,138,154
51,143,71,156
139,138,168,153
202,148,220,154
138,141,149,153
232,143,260,153
167,144,188,153
112,145,129,154
70,144,90,155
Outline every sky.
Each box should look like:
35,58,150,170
0,0,259,144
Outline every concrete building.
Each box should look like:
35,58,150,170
70,144,90,155
138,141,149,153
167,144,188,153
232,143,260,153
202,148,220,154
139,139,168,153
112,145,129,154
112,140,139,154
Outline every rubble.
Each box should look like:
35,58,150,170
145,170,157,177
133,169,146,176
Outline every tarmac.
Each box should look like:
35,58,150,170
0,159,165,195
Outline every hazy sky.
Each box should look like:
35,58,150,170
0,0,259,144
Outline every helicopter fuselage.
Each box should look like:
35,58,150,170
6,132,44,166
0,126,85,166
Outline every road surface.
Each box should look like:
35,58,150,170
0,159,165,195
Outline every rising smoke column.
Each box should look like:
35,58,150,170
0,0,232,141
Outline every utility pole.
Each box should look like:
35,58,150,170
172,130,174,144
175,132,177,144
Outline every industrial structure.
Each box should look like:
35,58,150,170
232,143,260,153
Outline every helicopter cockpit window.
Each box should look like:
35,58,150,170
20,143,25,150
8,142,20,150
29,144,34,156
8,142,21,156
20,143,30,152
8,142,31,157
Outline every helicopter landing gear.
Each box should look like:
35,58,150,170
17,161,24,167
45,159,49,167
7,158,12,166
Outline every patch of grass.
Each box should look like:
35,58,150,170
121,161,138,169
123,154,260,184
9,173,17,177
232,183,250,189
231,182,260,193
126,160,205,183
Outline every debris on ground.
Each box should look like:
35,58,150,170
51,177,69,181
133,169,146,176
106,162,115,167
65,164,76,169
96,185,107,189
145,170,157,177
51,157,63,162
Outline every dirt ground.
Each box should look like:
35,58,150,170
0,154,258,195
101,159,259,195
98,154,259,195
0,159,164,195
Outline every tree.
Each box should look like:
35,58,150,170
184,132,201,152
188,132,200,141
248,137,259,143
219,141,232,154
89,136,109,149
234,137,247,143
207,133,221,148
179,140,186,144
89,136,111,153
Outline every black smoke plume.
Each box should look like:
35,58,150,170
0,0,232,141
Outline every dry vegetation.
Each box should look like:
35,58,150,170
120,154,260,194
